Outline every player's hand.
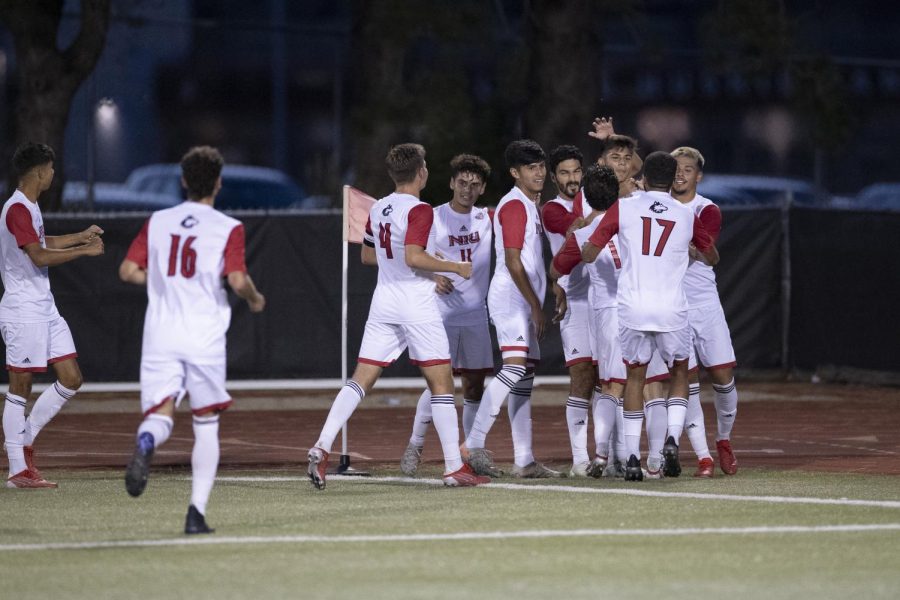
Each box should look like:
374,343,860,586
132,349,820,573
566,217,586,235
249,293,266,313
688,243,707,265
81,224,104,243
552,291,567,325
531,303,546,340
434,275,455,295
455,261,473,280
83,236,104,256
588,116,615,140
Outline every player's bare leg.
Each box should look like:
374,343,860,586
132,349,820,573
709,366,738,474
622,364,647,481
460,371,486,439
662,359,690,477
308,362,382,490
566,361,596,476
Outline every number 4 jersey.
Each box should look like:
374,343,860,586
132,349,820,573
125,201,247,363
587,190,714,332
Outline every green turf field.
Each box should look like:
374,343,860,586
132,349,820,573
1,467,898,600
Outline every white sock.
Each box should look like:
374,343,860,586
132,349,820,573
315,380,365,453
430,394,463,473
462,398,479,439
138,413,174,447
623,409,644,460
644,398,667,470
190,414,220,516
508,374,534,467
22,381,76,447
566,396,590,465
615,398,627,461
666,397,688,442
591,388,617,459
409,389,432,447
4,393,27,475
686,383,711,460
466,364,526,449
713,378,738,440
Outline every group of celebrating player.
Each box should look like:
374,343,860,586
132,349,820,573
307,117,740,490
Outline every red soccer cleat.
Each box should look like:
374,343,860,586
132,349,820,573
716,439,738,475
7,469,57,489
307,447,329,490
442,463,491,487
24,446,42,478
694,457,715,478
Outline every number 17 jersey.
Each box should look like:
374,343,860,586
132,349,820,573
125,201,247,363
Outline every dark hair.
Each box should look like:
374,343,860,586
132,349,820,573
12,143,55,180
548,145,583,174
450,153,491,181
181,146,224,200
643,151,677,189
602,134,637,156
582,164,619,212
386,143,426,185
504,139,546,169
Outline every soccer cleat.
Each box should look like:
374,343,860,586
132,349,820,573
694,457,715,478
442,463,491,487
466,448,504,477
662,435,682,478
624,454,643,481
569,461,591,477
125,432,155,497
511,461,561,479
602,459,625,478
400,444,423,477
6,469,58,489
23,446,42,478
716,439,738,475
587,456,608,478
184,504,215,534
307,447,329,490
643,467,663,480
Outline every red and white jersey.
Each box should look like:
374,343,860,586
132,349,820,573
363,192,441,324
680,193,723,308
552,213,621,310
587,190,715,332
0,190,60,323
542,196,589,301
488,187,546,311
427,203,492,325
125,201,247,363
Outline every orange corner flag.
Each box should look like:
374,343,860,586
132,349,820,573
343,185,376,244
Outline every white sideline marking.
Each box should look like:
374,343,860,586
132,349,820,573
215,475,900,509
2,523,898,552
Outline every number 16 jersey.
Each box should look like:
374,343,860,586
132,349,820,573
125,201,247,363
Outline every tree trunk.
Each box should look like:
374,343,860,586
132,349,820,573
0,0,110,210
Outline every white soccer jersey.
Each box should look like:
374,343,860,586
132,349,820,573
125,201,247,363
573,216,621,310
680,193,723,308
587,190,715,332
488,187,546,312
0,191,60,323
427,203,492,326
363,192,441,324
542,196,589,301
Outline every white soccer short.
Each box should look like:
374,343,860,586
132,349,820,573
619,323,692,369
489,306,540,364
445,321,494,374
141,359,231,416
592,307,669,383
357,319,451,367
689,303,737,370
560,297,593,367
0,317,77,372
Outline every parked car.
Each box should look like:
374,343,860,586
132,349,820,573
62,181,177,212
852,183,900,211
697,174,822,208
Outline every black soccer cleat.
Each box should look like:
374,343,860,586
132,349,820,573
184,504,215,535
662,435,682,478
624,454,644,482
125,432,155,497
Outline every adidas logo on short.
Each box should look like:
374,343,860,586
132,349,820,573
516,335,525,342
22,357,31,364
571,348,578,353
687,423,697,429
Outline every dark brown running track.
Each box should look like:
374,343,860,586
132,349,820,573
21,381,900,476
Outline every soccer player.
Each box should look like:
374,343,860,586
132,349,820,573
401,154,495,476
307,143,488,489
464,140,559,479
1,143,104,489
581,152,719,481
119,146,266,534
671,146,739,477
542,145,595,476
